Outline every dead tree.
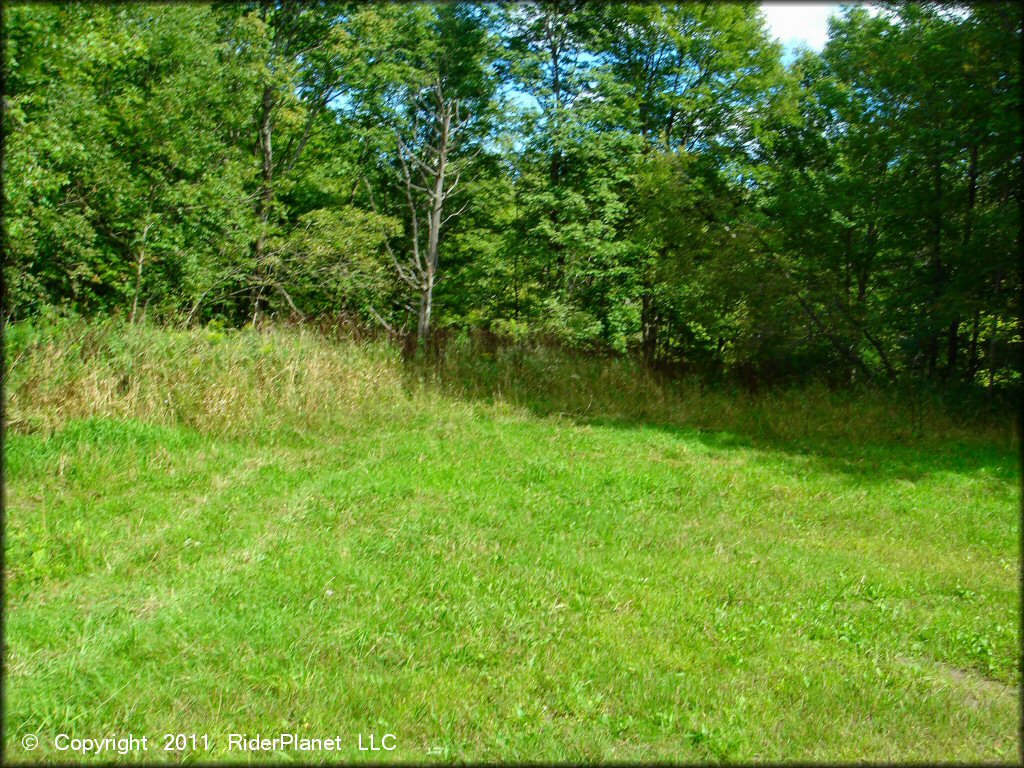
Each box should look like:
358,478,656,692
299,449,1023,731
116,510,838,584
392,79,475,346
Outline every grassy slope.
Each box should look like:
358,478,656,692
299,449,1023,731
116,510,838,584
4,320,1020,762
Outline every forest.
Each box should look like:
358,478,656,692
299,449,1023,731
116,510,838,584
4,1,1020,390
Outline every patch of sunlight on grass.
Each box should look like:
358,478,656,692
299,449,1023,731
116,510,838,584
3,320,1019,762
4,407,1019,762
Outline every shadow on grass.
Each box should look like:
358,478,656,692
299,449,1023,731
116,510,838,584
582,415,1019,488
407,351,1019,489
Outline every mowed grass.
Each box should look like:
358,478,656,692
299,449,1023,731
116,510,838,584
3,319,1020,762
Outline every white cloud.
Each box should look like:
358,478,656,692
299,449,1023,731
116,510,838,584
759,2,841,52
760,3,895,56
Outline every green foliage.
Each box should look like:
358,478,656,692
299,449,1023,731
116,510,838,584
3,1,1020,389
3,4,260,320
761,3,1022,387
270,206,400,317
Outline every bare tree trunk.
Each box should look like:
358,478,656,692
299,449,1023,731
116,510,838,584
946,317,959,380
843,226,855,384
129,219,152,324
968,309,980,379
926,156,943,378
393,82,470,349
130,250,145,324
987,324,997,394
418,277,433,344
252,82,275,325
418,103,450,346
640,274,658,366
948,143,979,382
987,273,1002,396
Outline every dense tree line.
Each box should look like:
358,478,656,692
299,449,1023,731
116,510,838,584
3,1,1020,390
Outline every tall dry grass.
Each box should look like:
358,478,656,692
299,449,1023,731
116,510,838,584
421,335,1016,449
3,316,408,438
4,316,1015,449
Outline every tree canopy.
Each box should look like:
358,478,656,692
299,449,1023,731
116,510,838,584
4,1,1020,390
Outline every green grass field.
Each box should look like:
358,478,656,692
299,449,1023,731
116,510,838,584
3,320,1020,762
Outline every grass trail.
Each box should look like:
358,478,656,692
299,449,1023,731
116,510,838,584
3,320,1020,761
